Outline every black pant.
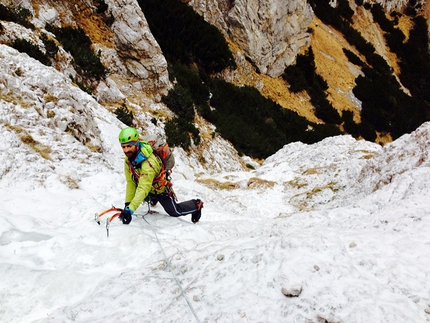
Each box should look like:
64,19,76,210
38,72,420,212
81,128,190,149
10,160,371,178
147,193,199,217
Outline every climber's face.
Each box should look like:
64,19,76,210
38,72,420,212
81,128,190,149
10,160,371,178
121,143,138,160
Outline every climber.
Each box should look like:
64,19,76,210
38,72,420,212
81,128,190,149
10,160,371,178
118,127,203,224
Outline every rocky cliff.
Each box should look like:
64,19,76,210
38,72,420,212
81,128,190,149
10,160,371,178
3,0,170,100
187,0,313,78
0,0,429,156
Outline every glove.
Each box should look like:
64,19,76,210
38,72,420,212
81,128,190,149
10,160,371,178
120,207,133,225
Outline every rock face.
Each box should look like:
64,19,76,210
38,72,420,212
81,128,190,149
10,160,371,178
187,0,313,77
106,0,170,95
26,0,170,97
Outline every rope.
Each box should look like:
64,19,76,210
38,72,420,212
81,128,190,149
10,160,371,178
135,207,202,323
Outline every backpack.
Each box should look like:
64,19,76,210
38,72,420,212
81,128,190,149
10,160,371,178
141,135,175,172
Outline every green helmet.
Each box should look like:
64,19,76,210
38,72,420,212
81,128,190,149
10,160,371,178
119,127,140,144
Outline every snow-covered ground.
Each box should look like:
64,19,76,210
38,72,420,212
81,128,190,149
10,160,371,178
1,44,430,323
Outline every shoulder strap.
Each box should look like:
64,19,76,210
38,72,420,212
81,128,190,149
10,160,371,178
127,160,140,183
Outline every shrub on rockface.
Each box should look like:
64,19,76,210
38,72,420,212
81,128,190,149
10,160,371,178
397,16,430,105
162,84,195,121
208,79,342,158
337,0,354,22
359,119,377,142
342,48,364,67
46,25,107,80
208,80,288,158
283,64,308,93
138,0,236,75
94,0,109,14
10,38,51,66
283,47,341,125
362,7,430,138
341,110,360,138
161,84,200,150
165,117,200,149
168,63,210,110
301,123,343,143
40,33,58,57
115,104,134,126
0,4,34,29
311,0,430,141
164,58,343,158
309,0,375,62
370,3,406,54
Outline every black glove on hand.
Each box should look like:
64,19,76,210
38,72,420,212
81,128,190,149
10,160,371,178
120,207,133,225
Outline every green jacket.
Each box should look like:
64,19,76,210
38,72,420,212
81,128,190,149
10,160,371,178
124,141,163,212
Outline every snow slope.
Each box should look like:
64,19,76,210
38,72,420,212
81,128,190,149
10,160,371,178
1,44,430,323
